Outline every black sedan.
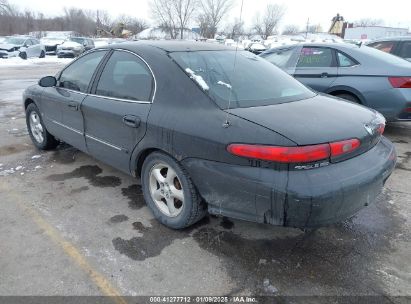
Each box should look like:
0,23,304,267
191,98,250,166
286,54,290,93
23,41,396,229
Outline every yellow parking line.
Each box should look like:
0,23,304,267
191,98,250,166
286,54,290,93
0,181,128,304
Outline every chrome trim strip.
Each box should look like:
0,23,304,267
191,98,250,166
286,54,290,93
56,87,88,96
113,48,157,103
87,93,151,104
51,119,83,135
85,134,123,151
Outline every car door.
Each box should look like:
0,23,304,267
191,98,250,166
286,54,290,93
23,39,33,57
292,46,338,92
40,50,108,151
29,39,39,57
82,49,154,173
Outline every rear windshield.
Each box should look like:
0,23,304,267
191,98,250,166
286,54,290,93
360,45,411,65
170,50,315,109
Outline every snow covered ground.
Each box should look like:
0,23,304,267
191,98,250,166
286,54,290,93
0,56,73,67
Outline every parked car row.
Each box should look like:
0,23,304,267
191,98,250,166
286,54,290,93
0,34,129,60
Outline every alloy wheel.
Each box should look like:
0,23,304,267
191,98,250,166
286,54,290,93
29,111,44,143
149,163,184,217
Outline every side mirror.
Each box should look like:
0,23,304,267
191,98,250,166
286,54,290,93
39,76,57,87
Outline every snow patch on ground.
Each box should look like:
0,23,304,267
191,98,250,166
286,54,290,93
0,56,72,67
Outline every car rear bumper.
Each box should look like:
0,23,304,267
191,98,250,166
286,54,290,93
182,137,396,228
365,88,411,121
57,50,79,57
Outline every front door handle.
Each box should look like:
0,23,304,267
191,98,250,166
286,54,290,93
122,115,141,128
68,102,78,110
320,72,329,78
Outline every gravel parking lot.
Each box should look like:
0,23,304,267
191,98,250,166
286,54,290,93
0,61,410,303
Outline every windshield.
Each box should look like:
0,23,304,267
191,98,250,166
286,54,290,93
4,37,26,45
170,50,315,109
69,38,84,44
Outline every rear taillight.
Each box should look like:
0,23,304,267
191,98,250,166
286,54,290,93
329,139,361,157
227,139,361,164
376,123,385,135
388,77,411,88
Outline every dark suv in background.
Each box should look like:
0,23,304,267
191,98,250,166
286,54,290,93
70,37,95,51
367,37,411,62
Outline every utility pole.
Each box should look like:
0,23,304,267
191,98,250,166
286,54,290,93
305,18,310,39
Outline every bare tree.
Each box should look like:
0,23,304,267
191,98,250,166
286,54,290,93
116,14,148,35
150,0,197,39
223,18,243,39
199,0,233,38
354,18,384,27
253,3,285,39
282,24,299,35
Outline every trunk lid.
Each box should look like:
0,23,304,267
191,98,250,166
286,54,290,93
226,94,384,158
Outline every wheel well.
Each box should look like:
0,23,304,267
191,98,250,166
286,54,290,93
328,90,361,104
24,98,35,109
135,148,160,177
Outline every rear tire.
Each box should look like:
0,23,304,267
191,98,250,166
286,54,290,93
141,152,206,229
26,103,59,150
335,93,360,104
39,50,45,58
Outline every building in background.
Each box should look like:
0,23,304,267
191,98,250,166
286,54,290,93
344,26,409,41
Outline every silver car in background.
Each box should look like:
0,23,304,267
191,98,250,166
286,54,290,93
0,36,46,59
260,43,411,121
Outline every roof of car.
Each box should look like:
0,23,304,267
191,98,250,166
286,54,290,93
264,42,359,52
107,40,235,52
367,36,411,42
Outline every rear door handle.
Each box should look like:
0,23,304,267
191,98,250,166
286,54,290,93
320,72,329,78
68,102,78,110
122,115,141,128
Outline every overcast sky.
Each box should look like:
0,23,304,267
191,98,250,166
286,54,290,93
11,0,411,31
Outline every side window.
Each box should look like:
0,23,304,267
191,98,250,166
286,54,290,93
399,42,411,60
262,49,294,68
297,47,333,68
337,52,357,67
96,51,153,101
59,51,107,93
31,39,38,45
369,41,395,53
25,39,32,46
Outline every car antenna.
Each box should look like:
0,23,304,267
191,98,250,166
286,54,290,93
223,0,244,128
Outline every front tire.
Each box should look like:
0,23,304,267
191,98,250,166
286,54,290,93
19,52,27,60
335,93,360,103
26,103,59,150
141,152,206,229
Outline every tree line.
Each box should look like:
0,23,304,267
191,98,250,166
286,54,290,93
0,0,387,39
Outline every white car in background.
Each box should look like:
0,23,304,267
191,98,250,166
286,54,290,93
0,36,46,59
93,38,113,48
40,37,65,55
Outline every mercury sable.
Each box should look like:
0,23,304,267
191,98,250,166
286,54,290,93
23,41,396,229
